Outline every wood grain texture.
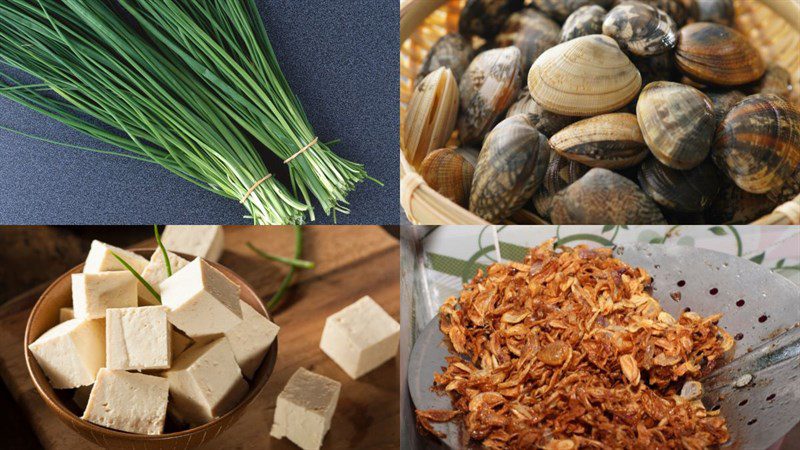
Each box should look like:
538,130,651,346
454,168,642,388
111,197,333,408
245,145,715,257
0,225,400,449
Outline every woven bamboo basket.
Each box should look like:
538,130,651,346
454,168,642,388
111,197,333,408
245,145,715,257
400,0,800,225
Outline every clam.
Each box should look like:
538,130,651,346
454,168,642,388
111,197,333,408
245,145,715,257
415,34,474,85
549,113,648,169
528,35,642,116
459,0,524,39
745,64,792,99
561,5,607,43
470,115,551,222
675,23,766,86
691,0,734,26
533,153,590,218
768,161,800,205
418,147,478,207
495,9,561,72
638,158,720,212
532,0,614,22
550,168,667,224
624,0,688,27
458,47,522,146
505,90,576,137
712,94,800,194
402,68,459,168
602,2,677,57
636,81,715,170
705,179,778,224
704,89,746,126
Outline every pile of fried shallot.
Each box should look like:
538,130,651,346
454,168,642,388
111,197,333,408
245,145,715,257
417,241,734,449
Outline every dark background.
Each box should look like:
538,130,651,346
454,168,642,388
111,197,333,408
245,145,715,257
0,0,399,225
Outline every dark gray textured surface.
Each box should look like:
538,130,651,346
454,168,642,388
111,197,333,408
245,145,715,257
0,0,399,225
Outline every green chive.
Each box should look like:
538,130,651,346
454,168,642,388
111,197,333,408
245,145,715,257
247,241,314,270
111,251,160,303
267,226,306,311
154,225,171,277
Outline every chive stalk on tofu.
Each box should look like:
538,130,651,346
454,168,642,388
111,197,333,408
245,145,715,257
154,225,172,277
110,251,160,303
0,0,371,224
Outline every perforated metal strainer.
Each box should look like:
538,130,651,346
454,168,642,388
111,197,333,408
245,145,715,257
408,243,800,450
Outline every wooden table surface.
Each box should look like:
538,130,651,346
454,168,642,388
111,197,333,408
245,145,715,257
0,225,400,449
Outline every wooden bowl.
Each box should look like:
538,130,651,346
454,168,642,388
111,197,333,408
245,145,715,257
24,249,278,449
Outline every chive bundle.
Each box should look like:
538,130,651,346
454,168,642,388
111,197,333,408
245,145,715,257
0,0,370,224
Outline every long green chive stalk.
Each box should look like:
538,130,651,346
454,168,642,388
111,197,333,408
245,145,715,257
247,241,315,269
266,226,308,311
111,251,160,302
121,0,374,218
0,0,370,223
154,225,172,276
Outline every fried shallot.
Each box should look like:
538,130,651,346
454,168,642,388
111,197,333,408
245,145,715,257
417,241,733,449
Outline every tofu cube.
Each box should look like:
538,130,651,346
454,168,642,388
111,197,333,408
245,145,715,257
320,296,400,379
28,319,105,389
84,240,148,274
139,250,190,306
106,306,171,371
164,337,248,425
82,369,168,435
72,271,138,320
270,368,341,450
161,225,224,262
225,300,279,379
171,330,193,360
159,258,242,339
59,307,75,323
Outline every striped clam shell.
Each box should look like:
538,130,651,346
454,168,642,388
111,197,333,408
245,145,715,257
636,81,715,170
602,1,677,57
618,0,688,27
712,94,800,194
458,47,522,146
419,148,478,207
505,90,576,137
459,0,524,39
532,0,613,22
561,5,607,43
638,158,721,213
470,114,551,223
495,9,561,72
402,68,459,169
675,23,765,87
533,153,590,218
415,33,474,86
550,167,666,224
528,35,641,117
549,113,648,169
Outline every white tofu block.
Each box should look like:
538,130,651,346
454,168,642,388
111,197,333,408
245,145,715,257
139,250,190,306
161,225,225,262
164,337,248,426
225,300,279,379
74,384,93,411
82,368,168,435
83,240,148,274
171,330,193,360
28,319,105,389
106,306,171,371
159,258,242,339
59,307,74,323
270,368,341,450
72,271,138,320
320,296,400,379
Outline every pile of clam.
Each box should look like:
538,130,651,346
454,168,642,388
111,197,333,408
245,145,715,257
401,0,800,224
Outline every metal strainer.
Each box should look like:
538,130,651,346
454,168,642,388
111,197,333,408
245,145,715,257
408,243,800,449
